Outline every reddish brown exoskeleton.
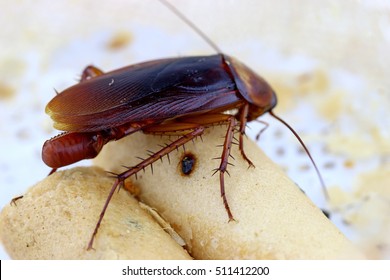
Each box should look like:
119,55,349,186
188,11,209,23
42,0,327,249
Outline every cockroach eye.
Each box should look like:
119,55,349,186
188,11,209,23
181,153,196,175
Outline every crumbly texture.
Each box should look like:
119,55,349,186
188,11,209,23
94,126,366,259
0,167,191,259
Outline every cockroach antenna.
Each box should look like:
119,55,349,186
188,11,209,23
158,0,222,53
269,110,329,200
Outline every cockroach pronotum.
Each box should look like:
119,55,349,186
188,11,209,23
41,0,328,249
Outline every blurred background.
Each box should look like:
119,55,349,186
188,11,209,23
0,0,389,259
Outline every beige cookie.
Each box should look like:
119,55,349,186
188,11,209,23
0,167,191,259
94,126,365,259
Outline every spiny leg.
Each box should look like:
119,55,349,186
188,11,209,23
213,116,237,222
87,126,205,250
237,103,254,168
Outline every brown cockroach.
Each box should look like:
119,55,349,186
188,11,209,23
42,0,327,249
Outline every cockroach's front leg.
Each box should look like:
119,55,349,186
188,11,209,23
237,103,254,168
87,126,205,250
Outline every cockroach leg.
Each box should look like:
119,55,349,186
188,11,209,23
80,65,104,82
238,104,255,168
212,116,237,222
254,119,269,141
87,126,205,250
156,113,248,221
10,195,24,206
87,177,120,250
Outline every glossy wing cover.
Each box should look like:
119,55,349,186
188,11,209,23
46,54,243,132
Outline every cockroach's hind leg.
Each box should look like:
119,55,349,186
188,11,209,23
87,126,205,250
87,177,122,250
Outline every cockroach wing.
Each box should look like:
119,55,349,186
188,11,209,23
46,54,243,132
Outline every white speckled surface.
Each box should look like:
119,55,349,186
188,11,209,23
1,0,389,259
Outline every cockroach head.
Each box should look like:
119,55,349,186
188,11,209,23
224,55,277,121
